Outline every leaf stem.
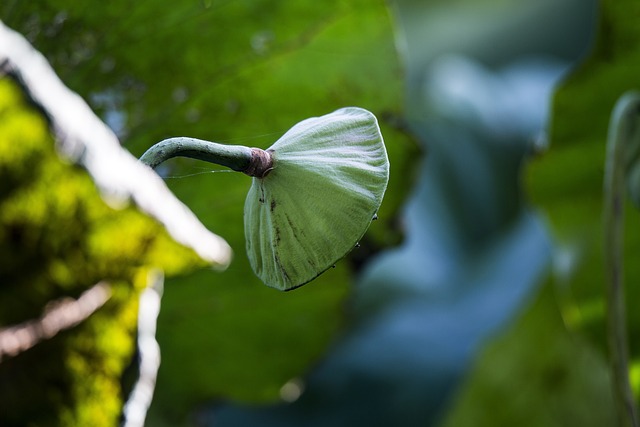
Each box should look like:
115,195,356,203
604,92,640,427
139,137,273,177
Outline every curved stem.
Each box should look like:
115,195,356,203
139,137,273,177
604,92,640,427
140,137,252,170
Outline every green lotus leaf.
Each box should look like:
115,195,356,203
244,107,389,290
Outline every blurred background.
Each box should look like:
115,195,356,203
4,0,639,426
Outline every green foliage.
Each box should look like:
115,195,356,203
526,0,640,377
7,0,640,425
444,0,640,424
0,77,204,425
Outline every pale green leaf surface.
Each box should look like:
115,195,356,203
245,107,389,290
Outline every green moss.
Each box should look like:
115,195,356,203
0,76,206,425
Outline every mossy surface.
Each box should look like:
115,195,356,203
0,76,205,426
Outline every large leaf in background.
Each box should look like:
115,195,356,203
526,0,640,385
441,283,616,427
211,1,597,426
1,0,416,423
213,212,551,427
441,0,640,424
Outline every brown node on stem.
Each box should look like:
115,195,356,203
243,148,274,178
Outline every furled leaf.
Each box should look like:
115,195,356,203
245,107,389,290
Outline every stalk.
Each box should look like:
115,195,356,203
139,137,272,177
603,92,640,427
